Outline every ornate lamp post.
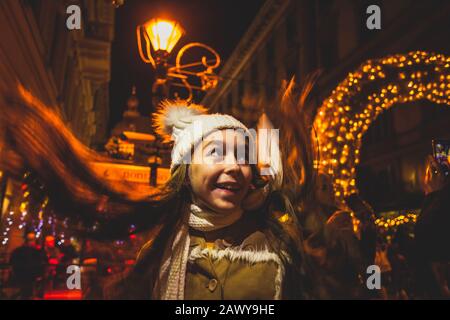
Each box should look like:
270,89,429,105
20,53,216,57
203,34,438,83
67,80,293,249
135,18,221,187
136,18,221,105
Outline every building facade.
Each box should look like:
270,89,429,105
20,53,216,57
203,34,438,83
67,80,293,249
0,0,116,146
106,86,171,186
0,0,117,258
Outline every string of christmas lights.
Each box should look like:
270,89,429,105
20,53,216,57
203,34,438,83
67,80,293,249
374,213,418,230
0,172,54,247
1,211,14,246
313,51,450,202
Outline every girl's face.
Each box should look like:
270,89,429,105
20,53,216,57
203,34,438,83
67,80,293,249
189,129,253,214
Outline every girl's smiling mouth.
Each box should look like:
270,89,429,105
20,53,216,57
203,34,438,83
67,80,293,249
213,181,242,194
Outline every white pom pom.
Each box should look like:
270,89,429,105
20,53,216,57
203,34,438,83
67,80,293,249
153,100,207,142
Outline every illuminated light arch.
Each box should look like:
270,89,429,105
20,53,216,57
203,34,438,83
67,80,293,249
313,51,450,202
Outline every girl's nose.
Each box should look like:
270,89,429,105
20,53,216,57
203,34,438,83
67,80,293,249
223,150,239,164
223,152,240,171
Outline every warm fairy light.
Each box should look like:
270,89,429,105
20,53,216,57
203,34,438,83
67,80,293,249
278,213,290,223
374,213,417,229
144,19,184,53
313,51,450,202
350,212,361,234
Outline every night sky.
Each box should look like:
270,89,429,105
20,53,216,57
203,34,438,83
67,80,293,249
108,0,265,134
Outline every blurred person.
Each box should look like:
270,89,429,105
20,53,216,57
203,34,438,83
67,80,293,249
374,241,392,299
59,241,78,266
301,172,376,299
81,240,117,299
57,241,78,288
299,171,337,238
345,194,378,267
414,155,450,299
388,227,412,299
43,235,61,291
9,232,46,299
44,235,61,264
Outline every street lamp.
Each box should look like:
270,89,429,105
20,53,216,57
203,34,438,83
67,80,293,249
144,19,184,55
136,18,221,104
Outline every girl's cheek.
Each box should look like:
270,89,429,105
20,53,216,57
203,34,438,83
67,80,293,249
243,167,253,184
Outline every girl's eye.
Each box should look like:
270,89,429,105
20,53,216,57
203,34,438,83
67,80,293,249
208,147,222,158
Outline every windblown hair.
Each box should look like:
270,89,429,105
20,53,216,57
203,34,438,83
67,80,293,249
0,82,318,299
0,85,184,238
265,75,320,207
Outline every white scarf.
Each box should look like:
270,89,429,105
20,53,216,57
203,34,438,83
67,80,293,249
155,203,243,300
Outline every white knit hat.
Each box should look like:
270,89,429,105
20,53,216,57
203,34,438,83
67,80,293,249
153,100,254,172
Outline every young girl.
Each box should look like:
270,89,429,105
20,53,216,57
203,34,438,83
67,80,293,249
0,84,316,299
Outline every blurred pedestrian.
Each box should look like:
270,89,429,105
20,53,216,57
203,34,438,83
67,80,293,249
414,155,449,299
43,235,61,291
374,241,392,299
302,173,376,299
388,228,412,299
9,232,46,299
